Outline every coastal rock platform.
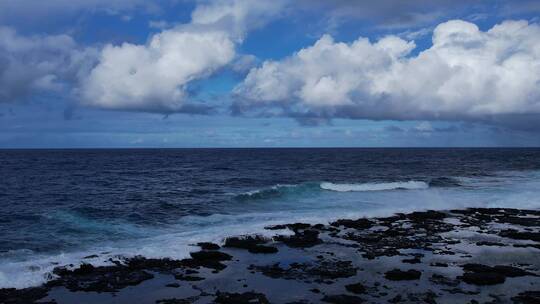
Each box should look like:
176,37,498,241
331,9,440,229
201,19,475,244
2,208,540,304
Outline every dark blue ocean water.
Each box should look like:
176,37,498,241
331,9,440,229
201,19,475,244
2,148,540,288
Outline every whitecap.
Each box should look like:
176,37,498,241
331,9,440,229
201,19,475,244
320,181,429,192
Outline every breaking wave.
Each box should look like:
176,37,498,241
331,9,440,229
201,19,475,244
320,181,429,192
234,183,320,201
236,180,432,201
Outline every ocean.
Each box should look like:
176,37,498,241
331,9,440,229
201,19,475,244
2,148,540,289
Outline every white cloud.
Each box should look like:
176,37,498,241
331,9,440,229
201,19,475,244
82,28,235,112
234,19,540,123
398,27,433,40
0,27,97,103
191,0,287,40
82,0,286,113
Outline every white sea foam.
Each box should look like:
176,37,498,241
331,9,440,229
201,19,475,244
320,181,429,192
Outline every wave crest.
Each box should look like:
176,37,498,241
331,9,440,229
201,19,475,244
235,183,320,201
235,180,431,201
320,181,429,192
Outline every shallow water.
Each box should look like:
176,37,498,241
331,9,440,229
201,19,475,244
1,148,540,288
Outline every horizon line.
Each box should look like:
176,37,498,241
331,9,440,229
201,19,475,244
1,146,540,150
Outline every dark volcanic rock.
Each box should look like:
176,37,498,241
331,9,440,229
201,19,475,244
330,218,373,230
496,216,540,227
402,257,422,264
384,269,421,281
252,259,357,282
322,294,365,304
499,230,540,242
513,243,540,250
459,263,537,285
460,263,536,284
512,291,540,304
265,223,311,231
275,229,322,248
286,223,312,231
476,241,505,246
388,295,403,303
197,242,220,250
460,272,506,285
345,282,366,294
156,297,198,304
189,250,232,262
462,263,495,273
125,257,187,272
492,265,537,278
345,229,423,259
223,235,278,254
430,262,448,267
165,283,180,288
215,291,270,304
407,210,447,222
156,298,194,304
429,274,459,287
174,274,204,281
180,257,227,271
223,235,277,254
51,263,154,292
183,250,233,271
43,256,230,293
0,287,49,304
224,235,269,249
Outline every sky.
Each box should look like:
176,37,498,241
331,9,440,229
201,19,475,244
0,0,540,148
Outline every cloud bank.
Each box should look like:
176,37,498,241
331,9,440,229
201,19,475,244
0,27,96,103
81,0,286,113
234,20,540,124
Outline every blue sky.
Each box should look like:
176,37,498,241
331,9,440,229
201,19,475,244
1,0,540,148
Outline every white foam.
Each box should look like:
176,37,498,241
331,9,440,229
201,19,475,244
320,181,429,192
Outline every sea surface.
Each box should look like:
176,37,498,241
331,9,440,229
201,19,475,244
2,148,540,288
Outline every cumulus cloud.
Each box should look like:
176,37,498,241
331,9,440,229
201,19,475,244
82,28,235,112
82,0,286,113
234,19,540,125
0,27,97,103
191,0,287,40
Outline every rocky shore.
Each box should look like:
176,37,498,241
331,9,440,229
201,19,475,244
1,208,540,304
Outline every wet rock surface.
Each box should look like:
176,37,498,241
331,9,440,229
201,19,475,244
215,291,270,304
344,282,366,294
249,259,357,282
49,263,155,292
384,269,422,281
321,294,365,303
0,287,50,304
196,242,220,251
512,290,540,304
3,208,540,304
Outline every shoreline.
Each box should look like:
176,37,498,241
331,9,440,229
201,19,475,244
2,207,540,304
